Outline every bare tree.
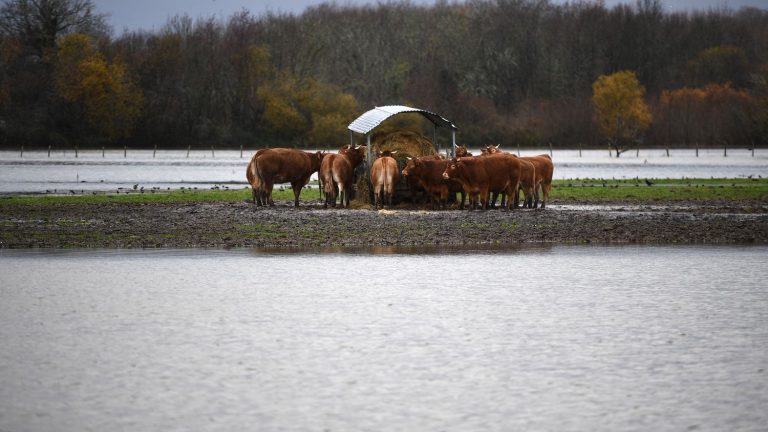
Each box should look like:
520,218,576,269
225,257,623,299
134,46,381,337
0,0,108,56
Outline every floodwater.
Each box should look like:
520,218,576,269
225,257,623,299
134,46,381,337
1,245,767,431
1,148,767,193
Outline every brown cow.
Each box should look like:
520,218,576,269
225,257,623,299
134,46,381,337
521,154,554,208
480,144,501,155
319,145,366,208
455,145,473,157
254,148,325,207
403,154,442,205
442,154,522,210
481,145,549,208
402,156,465,210
370,150,400,209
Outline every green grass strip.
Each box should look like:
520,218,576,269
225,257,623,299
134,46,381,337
0,178,766,206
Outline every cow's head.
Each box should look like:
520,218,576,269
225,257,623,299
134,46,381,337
442,158,462,180
377,149,397,158
480,144,501,155
455,145,472,157
309,151,325,170
342,145,366,166
401,156,421,177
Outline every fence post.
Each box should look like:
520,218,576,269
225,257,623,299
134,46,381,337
549,142,553,157
20,145,23,158
579,142,582,158
696,142,699,157
47,145,51,157
75,144,78,158
752,141,755,157
124,144,127,158
102,146,105,158
186,145,191,158
723,141,727,157
153,143,157,158
240,144,243,158
211,145,215,158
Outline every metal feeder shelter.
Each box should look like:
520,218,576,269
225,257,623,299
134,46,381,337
347,105,459,166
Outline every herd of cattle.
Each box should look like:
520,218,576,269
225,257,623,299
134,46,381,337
245,144,554,210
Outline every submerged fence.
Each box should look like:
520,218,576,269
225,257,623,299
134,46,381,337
10,143,763,159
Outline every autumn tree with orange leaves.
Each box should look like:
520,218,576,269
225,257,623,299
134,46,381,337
592,71,652,157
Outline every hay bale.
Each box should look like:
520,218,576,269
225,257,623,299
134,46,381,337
352,130,438,205
371,130,437,159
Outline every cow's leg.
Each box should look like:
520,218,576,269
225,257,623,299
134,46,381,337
345,182,352,207
381,184,386,209
264,182,275,206
512,186,519,209
256,188,265,206
480,187,490,210
438,188,446,210
338,183,346,208
291,184,301,207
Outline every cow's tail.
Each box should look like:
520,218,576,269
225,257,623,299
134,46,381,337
246,156,256,187
254,156,271,206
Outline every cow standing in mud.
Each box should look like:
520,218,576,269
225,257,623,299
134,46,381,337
253,148,325,207
319,145,366,208
370,150,400,209
483,145,554,208
442,154,522,210
402,156,465,210
522,154,554,208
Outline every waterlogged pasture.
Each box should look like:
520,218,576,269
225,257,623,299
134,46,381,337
1,245,766,431
1,148,767,194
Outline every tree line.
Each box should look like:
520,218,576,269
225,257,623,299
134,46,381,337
1,0,766,150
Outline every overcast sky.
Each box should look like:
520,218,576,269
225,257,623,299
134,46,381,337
93,0,768,34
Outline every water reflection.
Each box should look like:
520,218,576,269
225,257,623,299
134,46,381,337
249,242,556,255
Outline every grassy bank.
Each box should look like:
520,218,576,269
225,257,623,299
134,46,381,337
1,178,766,207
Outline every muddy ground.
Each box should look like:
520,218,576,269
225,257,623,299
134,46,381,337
2,197,767,249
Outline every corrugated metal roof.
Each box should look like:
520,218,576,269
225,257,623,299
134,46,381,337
347,105,457,134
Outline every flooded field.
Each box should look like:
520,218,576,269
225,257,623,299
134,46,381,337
1,245,766,431
1,148,767,193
